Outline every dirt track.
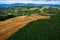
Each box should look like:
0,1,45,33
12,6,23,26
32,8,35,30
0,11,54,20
0,15,50,40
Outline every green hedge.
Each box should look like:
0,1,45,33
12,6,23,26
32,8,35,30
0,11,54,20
0,15,16,21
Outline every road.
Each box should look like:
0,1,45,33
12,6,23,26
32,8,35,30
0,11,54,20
0,15,50,40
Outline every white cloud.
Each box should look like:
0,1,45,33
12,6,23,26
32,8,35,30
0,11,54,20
0,0,60,4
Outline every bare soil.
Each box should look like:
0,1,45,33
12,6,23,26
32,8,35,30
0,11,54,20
0,15,50,40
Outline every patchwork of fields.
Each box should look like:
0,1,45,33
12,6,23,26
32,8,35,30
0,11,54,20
6,15,60,40
0,6,60,40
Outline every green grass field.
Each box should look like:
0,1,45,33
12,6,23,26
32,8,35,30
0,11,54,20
6,15,60,40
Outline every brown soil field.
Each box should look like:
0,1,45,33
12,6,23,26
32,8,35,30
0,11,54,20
0,15,50,40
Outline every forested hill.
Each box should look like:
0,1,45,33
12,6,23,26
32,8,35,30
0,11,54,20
0,6,60,21
0,3,60,8
0,6,60,16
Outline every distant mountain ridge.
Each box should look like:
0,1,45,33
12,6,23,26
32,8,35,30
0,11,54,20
0,3,60,8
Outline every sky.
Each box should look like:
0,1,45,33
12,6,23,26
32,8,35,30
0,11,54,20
0,0,60,4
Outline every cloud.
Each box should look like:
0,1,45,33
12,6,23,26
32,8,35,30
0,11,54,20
32,0,60,1
0,0,60,4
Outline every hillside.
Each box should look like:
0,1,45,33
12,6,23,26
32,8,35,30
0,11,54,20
0,3,60,8
0,6,60,21
0,6,60,40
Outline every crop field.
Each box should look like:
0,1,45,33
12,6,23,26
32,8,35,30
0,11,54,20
6,15,60,40
0,15,50,40
0,6,60,40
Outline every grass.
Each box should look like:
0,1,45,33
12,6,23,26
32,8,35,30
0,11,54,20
6,15,60,40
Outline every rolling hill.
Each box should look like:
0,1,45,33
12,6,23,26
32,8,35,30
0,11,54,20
0,3,60,8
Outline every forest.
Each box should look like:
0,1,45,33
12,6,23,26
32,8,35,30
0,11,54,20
0,6,60,21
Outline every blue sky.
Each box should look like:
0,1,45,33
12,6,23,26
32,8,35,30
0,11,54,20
0,0,60,4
